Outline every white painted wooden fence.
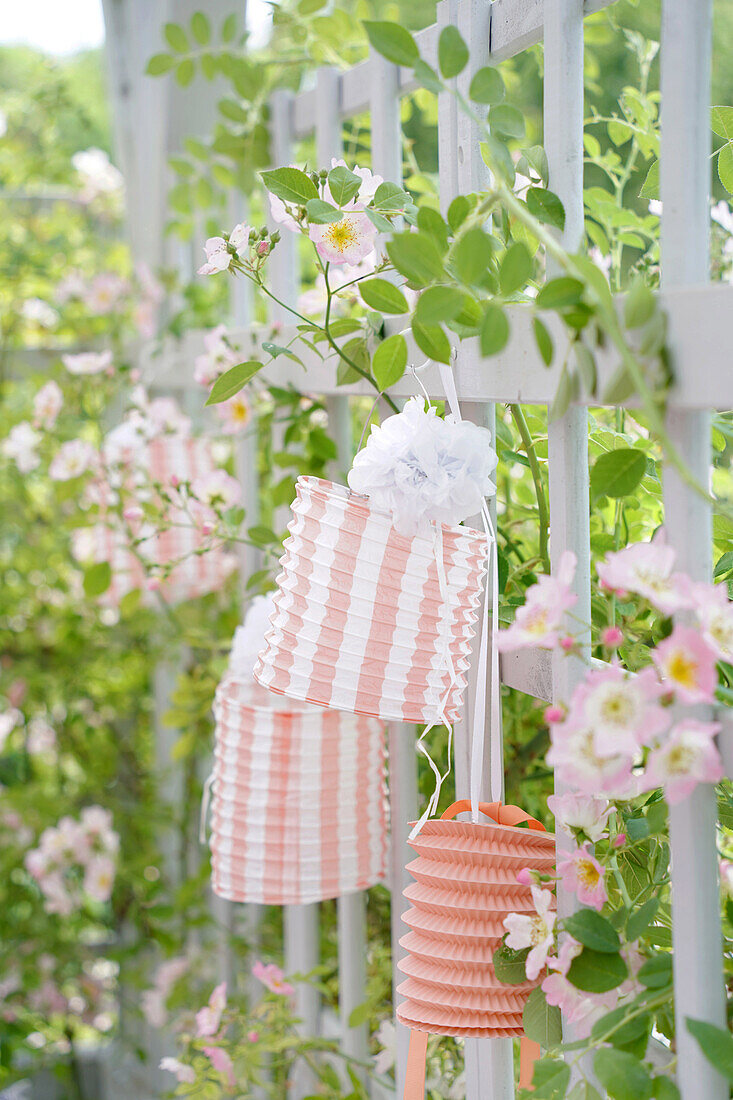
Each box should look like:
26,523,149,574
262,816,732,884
101,1,731,1097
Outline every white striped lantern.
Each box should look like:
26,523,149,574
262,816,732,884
209,627,388,906
253,477,488,724
72,435,237,606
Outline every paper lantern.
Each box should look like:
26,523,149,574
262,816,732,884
208,610,388,905
253,477,487,724
72,435,237,605
396,801,555,1095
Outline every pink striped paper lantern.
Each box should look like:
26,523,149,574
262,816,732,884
208,673,388,906
253,477,488,724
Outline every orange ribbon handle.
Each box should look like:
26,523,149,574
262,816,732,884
441,799,547,832
403,1029,428,1100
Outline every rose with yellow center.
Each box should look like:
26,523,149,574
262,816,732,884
309,210,378,266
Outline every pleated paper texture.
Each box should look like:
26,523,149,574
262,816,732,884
72,435,236,606
396,809,556,1038
253,477,487,724
209,674,388,906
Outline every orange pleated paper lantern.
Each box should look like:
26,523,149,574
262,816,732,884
397,800,555,1039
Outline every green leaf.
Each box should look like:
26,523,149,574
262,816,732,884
363,20,419,66
386,232,446,287
191,12,211,44
624,281,657,329
591,1006,652,1052
305,198,343,224
347,1000,371,1029
451,227,494,285
637,954,673,989
417,207,449,252
146,53,176,76
83,561,112,598
594,1049,653,1100
371,181,412,212
118,588,141,617
536,277,584,310
221,13,237,41
564,909,621,953
574,343,597,395
626,898,659,942
603,365,636,404
499,242,532,295
639,159,660,200
469,66,505,104
711,105,733,141
175,59,195,87
248,525,278,547
718,143,733,194
438,25,468,78
261,167,318,205
490,104,525,140
372,334,408,389
360,279,409,314
530,1057,570,1099
492,944,530,985
337,337,370,384
522,988,562,1048
218,98,248,123
164,22,189,52
412,320,452,364
566,947,628,993
327,165,362,207
651,1078,680,1100
533,316,554,365
413,59,443,94
480,303,510,356
414,285,466,323
591,448,646,499
526,187,566,230
447,195,471,233
205,361,263,405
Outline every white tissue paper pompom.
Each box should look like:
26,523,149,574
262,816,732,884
228,594,276,679
347,397,497,536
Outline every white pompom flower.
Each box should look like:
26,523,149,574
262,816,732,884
347,397,497,535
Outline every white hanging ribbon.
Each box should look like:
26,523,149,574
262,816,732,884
437,360,502,819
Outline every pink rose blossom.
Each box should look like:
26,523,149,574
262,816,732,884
601,625,623,648
203,1046,235,1088
643,719,723,804
503,887,556,980
557,843,607,911
516,868,533,886
496,551,578,651
572,664,669,756
62,350,113,376
691,582,733,662
3,422,41,473
559,636,575,652
191,469,241,509
215,392,251,435
542,940,618,1039
720,859,733,898
543,705,564,725
252,960,295,996
547,793,611,843
613,834,626,848
83,856,115,903
198,224,252,276
546,716,637,799
309,211,378,266
652,626,718,704
194,325,239,387
33,381,63,428
247,1030,259,1042
195,982,226,1038
49,439,96,481
596,536,692,615
160,1057,196,1085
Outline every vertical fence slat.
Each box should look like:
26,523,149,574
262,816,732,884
543,0,593,1061
660,3,726,1095
269,88,321,1100
436,0,514,1094
315,66,371,1087
368,49,419,1099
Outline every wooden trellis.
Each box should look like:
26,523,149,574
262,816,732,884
102,0,731,1097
